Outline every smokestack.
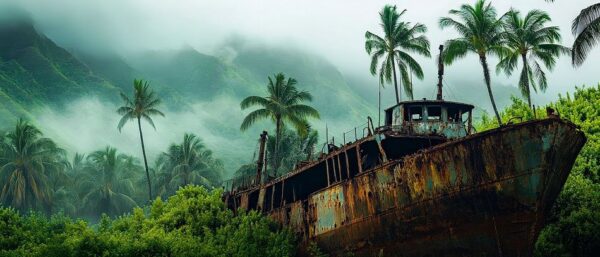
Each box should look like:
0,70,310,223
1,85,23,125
437,45,444,101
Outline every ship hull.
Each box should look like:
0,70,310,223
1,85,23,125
266,119,585,257
227,119,586,257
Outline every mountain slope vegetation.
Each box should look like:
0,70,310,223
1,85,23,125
0,21,120,124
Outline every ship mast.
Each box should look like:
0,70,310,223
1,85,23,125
256,131,268,185
437,45,444,101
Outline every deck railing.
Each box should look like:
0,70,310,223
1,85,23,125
320,116,374,155
223,116,375,192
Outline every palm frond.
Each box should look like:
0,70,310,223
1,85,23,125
533,61,548,92
142,114,156,130
397,62,413,99
572,3,600,35
572,17,600,66
287,104,320,119
117,113,134,131
396,50,425,79
240,96,270,109
240,109,272,131
443,39,471,64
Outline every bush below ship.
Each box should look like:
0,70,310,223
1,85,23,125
0,185,295,257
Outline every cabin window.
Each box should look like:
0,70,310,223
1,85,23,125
462,111,470,123
427,106,441,121
447,107,462,122
392,106,403,125
410,107,423,121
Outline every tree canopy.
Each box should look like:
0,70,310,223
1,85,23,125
0,185,295,257
365,5,431,102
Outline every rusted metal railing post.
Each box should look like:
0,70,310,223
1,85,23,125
325,156,331,186
437,45,445,100
468,111,473,134
356,145,363,174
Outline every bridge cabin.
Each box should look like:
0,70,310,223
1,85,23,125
383,99,475,139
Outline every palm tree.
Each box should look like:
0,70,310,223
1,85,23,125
80,147,138,217
52,153,87,216
440,0,504,125
571,3,600,66
497,9,569,110
117,79,164,201
301,128,319,161
365,5,431,103
240,73,319,172
0,119,64,213
266,127,320,176
155,133,222,196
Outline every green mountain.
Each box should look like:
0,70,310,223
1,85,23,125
0,21,120,125
126,43,375,122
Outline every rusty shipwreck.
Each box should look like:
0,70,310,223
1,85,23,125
222,46,587,257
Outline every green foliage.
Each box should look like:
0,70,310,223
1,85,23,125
240,72,320,172
0,185,295,257
79,147,140,218
0,119,225,220
365,5,431,102
266,128,319,176
474,96,539,131
0,22,120,126
535,174,600,257
154,133,224,198
553,86,600,183
240,73,320,135
0,119,65,213
234,127,319,180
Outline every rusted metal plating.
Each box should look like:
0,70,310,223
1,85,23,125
226,118,585,257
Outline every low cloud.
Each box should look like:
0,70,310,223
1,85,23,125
35,96,257,176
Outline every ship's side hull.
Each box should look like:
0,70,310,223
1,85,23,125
266,119,585,257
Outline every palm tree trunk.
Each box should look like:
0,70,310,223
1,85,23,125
378,82,381,126
410,67,414,100
521,54,533,111
391,55,401,103
137,117,153,201
274,116,282,176
479,54,502,126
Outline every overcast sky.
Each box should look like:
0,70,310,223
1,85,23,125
6,0,600,103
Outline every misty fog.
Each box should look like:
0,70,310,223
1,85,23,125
8,0,600,98
34,96,259,174
3,0,600,175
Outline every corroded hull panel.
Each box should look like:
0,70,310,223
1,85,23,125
239,119,586,257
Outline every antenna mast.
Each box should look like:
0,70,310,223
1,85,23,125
437,45,444,101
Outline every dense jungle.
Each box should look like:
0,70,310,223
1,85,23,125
1,0,599,256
